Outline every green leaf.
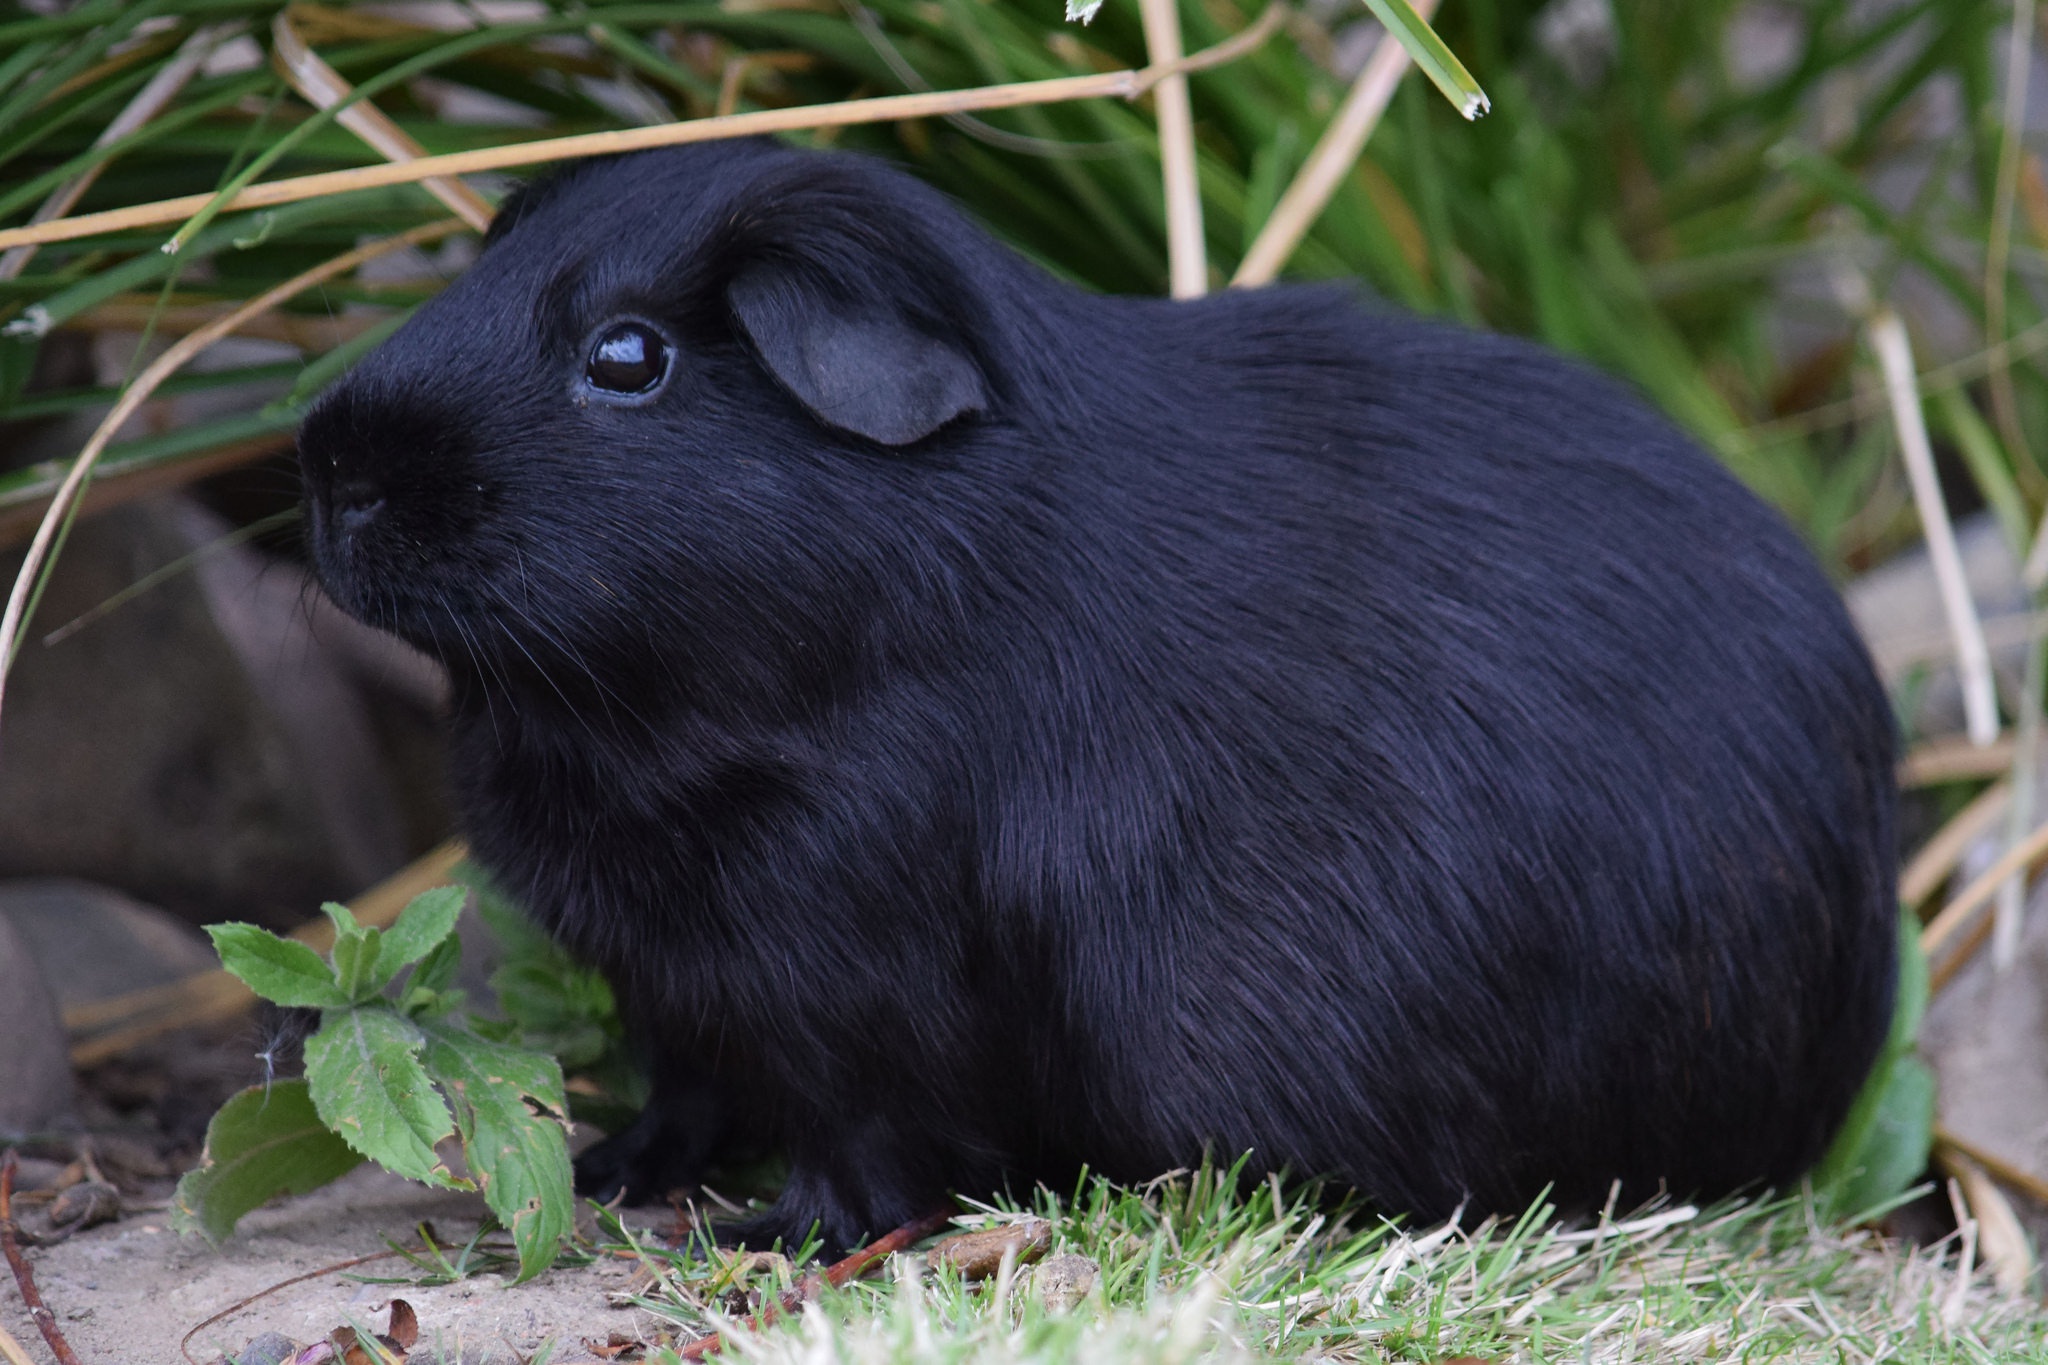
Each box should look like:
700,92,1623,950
1817,1055,1938,1223
333,925,384,1003
321,899,363,939
1358,0,1490,120
206,923,350,1009
418,1017,574,1280
171,1080,364,1243
1813,908,1935,1221
402,932,465,1013
304,1008,468,1190
381,886,468,974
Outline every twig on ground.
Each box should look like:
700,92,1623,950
675,1209,957,1359
0,9,1285,256
1,1152,85,1365
178,1248,413,1365
1232,0,1439,288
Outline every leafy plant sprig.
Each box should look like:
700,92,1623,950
172,885,575,1281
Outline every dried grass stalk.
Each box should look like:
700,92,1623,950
1138,0,1206,297
0,9,1284,255
270,9,494,231
1232,0,1438,288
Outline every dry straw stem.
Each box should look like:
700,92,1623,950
1938,1126,2048,1210
1869,309,2000,750
0,9,1286,255
0,219,466,732
1137,0,1206,298
64,841,467,1067
0,21,238,282
1937,1147,2037,1297
1900,778,2011,910
0,1321,33,1365
270,8,494,231
1233,0,1439,288
1898,732,2019,787
1921,817,2048,992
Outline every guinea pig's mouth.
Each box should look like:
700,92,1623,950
302,495,494,659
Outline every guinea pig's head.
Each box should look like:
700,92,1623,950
297,140,1037,718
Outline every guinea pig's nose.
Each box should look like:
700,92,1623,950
332,482,386,531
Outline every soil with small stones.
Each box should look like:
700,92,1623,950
4,1023,675,1365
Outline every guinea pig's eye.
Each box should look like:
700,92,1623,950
584,322,670,397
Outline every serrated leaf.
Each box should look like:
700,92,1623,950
171,1080,364,1243
322,899,363,938
1064,0,1103,21
207,923,350,1009
381,886,467,973
1359,0,1490,120
333,925,384,1002
405,933,462,998
305,1009,468,1190
418,1017,573,1280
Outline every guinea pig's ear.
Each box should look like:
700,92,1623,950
727,263,986,447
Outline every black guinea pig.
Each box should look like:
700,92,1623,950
297,138,1898,1254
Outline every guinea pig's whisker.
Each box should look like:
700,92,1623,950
496,593,644,732
442,596,505,746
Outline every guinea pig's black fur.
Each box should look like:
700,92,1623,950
297,139,1898,1254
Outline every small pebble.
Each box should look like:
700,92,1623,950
1030,1253,1100,1312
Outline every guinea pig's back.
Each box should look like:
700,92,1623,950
1040,292,1897,1217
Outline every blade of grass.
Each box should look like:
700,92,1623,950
1358,0,1487,119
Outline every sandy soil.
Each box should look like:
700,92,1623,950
4,1165,676,1365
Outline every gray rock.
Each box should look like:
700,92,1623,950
0,495,437,930
0,910,74,1136
0,879,216,1010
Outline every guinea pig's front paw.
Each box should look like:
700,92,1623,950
573,1107,708,1206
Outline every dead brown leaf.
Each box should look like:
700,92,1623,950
927,1220,1053,1280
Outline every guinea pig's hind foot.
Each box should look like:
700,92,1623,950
713,1160,928,1261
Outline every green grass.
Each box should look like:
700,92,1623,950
551,1167,2048,1363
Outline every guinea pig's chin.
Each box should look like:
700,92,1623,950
312,566,471,659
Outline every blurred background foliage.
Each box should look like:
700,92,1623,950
0,0,2029,595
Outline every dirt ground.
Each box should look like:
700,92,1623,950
3,1016,684,1365
5,1162,677,1365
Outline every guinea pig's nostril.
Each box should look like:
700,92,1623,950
333,485,386,531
